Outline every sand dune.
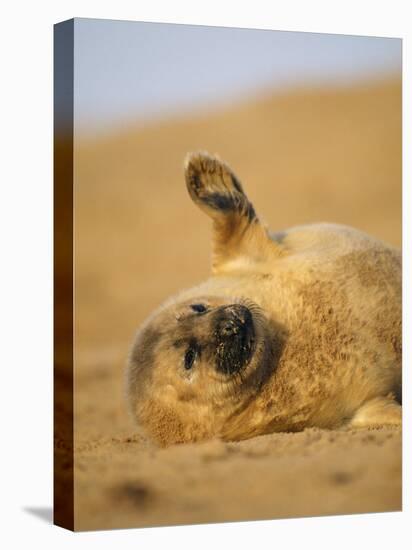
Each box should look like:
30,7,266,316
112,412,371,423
70,77,401,530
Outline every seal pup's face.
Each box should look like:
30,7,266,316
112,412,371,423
126,296,271,446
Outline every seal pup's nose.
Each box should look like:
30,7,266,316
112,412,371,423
213,304,255,375
220,304,252,331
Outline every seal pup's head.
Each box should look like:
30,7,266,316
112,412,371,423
126,295,275,446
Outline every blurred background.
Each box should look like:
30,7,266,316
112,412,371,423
71,18,402,530
74,19,401,135
73,16,401,437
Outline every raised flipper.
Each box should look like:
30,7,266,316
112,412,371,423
184,152,283,274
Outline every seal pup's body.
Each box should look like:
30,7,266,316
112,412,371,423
127,152,402,446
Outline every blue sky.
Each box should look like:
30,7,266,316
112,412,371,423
73,18,401,134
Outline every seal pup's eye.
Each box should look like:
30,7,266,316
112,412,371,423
190,304,207,313
184,347,198,370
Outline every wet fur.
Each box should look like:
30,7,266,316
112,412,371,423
126,152,402,446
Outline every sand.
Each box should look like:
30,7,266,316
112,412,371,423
67,76,401,530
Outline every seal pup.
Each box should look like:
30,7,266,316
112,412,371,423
126,152,402,447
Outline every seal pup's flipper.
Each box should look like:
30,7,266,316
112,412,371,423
347,395,402,428
184,152,284,274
